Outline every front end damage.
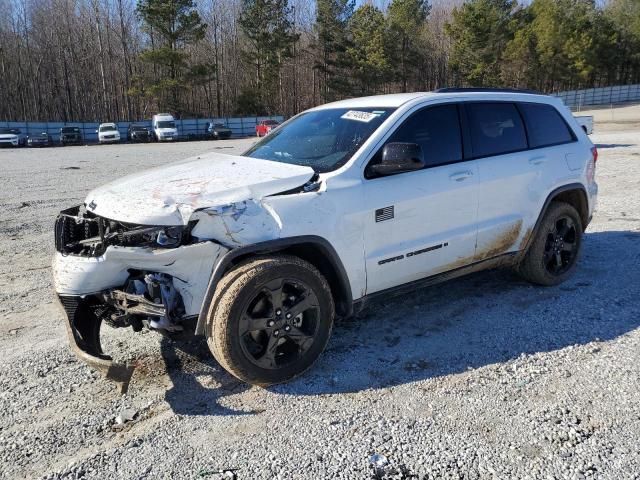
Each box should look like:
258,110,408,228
53,154,317,391
53,205,227,391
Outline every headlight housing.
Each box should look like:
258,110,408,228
55,205,197,257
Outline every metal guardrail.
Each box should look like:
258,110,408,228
0,116,284,143
554,84,640,110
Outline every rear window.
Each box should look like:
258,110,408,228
466,103,528,158
518,102,574,148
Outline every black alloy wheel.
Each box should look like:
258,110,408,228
239,277,320,369
518,201,583,286
543,216,579,276
207,255,335,386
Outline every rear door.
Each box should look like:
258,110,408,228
362,103,479,294
469,101,576,261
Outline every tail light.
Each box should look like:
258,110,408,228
586,146,597,183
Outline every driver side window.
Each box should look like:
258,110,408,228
367,104,463,175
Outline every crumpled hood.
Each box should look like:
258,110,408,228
85,152,315,225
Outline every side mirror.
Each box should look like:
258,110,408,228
369,142,426,176
95,130,98,133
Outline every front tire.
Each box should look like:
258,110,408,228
206,255,335,386
518,201,583,286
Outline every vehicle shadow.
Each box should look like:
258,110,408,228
161,230,640,412
160,335,255,416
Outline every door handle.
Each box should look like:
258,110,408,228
529,156,547,165
449,171,473,182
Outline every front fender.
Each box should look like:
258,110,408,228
195,235,353,335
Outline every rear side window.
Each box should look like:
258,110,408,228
466,103,527,157
387,104,462,168
518,102,574,148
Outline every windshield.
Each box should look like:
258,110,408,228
131,125,147,131
99,125,117,132
244,108,394,173
157,121,175,129
0,128,20,134
61,127,79,133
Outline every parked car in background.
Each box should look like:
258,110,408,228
60,126,83,146
206,122,232,140
575,115,593,135
128,124,151,143
27,131,52,147
0,128,26,147
97,123,120,144
256,119,280,137
152,113,178,141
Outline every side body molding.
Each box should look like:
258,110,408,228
195,235,353,335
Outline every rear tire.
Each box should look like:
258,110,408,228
518,201,583,286
206,255,335,386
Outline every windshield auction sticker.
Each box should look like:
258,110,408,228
341,110,380,123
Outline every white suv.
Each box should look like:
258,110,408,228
53,89,598,390
97,123,120,144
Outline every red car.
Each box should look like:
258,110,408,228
255,119,280,137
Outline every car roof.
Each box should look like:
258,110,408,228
312,90,556,111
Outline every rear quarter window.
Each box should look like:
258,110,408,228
518,102,575,148
466,102,528,158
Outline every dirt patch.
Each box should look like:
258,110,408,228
476,220,523,261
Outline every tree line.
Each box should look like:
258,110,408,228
1,0,639,122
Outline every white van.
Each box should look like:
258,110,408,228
152,113,178,141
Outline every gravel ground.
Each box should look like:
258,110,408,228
0,116,639,480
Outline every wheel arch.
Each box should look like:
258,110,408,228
196,235,353,335
522,183,589,255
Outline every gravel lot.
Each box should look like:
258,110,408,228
1,113,639,480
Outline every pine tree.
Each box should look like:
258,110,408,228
314,0,355,102
347,4,390,94
239,0,298,114
136,0,207,112
446,0,516,87
387,0,430,92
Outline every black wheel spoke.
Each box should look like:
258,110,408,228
240,313,272,335
287,294,318,319
557,220,573,238
261,335,280,368
562,241,575,253
264,278,285,313
286,325,312,343
554,251,562,268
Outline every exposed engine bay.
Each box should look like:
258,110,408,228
104,272,187,332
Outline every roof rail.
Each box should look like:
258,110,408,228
434,87,544,95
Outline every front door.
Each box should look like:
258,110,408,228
362,104,479,294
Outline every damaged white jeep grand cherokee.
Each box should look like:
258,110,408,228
54,89,598,390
